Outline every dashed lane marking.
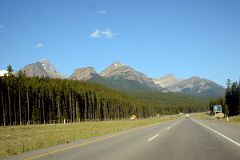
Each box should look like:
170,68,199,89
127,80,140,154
148,134,160,142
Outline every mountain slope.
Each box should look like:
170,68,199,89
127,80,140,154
99,62,161,91
69,67,117,88
69,67,98,81
15,60,225,97
69,65,161,92
127,91,210,109
16,60,65,78
154,74,179,88
166,76,225,97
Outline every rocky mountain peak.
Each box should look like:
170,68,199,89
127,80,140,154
69,67,97,81
38,59,57,74
163,74,177,81
39,59,50,63
189,76,201,80
100,61,127,77
14,60,225,97
16,59,64,79
165,73,174,78
166,76,225,97
112,61,123,68
186,76,212,86
99,61,160,90
154,74,179,88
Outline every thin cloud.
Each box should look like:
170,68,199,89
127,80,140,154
96,10,107,14
91,30,101,38
35,43,43,48
90,29,116,39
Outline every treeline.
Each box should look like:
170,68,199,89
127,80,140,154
0,70,209,126
209,79,240,116
0,72,185,126
0,75,157,126
225,79,240,116
127,91,209,114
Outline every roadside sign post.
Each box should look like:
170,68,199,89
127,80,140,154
213,105,222,115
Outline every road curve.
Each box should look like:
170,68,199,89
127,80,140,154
5,117,240,160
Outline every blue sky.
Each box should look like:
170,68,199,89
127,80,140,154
0,0,239,86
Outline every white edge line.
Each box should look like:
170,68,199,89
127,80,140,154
148,134,159,142
192,119,240,147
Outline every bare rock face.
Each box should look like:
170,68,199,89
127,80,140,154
100,61,125,77
16,59,65,79
155,75,225,97
16,60,225,97
154,74,179,88
69,67,97,81
100,61,159,89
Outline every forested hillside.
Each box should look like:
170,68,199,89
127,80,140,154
127,92,210,113
0,73,208,126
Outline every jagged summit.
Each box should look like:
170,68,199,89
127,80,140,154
99,61,160,90
100,61,125,77
38,60,58,74
39,59,49,62
166,76,224,97
154,74,179,88
189,76,201,80
69,67,97,81
113,61,123,67
154,74,225,97
16,59,64,79
13,60,225,97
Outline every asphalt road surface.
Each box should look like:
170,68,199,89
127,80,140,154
6,117,240,160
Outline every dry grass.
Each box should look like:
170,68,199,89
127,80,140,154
0,115,179,158
191,112,213,120
191,112,240,124
227,116,240,123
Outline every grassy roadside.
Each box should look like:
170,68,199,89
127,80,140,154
191,112,240,124
190,112,213,120
227,116,240,123
0,115,179,158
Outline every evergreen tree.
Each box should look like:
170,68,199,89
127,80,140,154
0,75,209,126
6,65,14,76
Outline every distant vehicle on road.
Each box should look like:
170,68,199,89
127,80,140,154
186,114,190,118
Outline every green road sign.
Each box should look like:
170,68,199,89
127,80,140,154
213,105,222,113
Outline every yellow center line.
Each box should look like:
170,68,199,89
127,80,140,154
25,132,124,160
24,120,174,160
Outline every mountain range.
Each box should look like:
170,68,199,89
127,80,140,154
15,60,225,97
154,75,225,97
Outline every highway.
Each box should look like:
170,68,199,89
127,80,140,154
6,117,240,160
